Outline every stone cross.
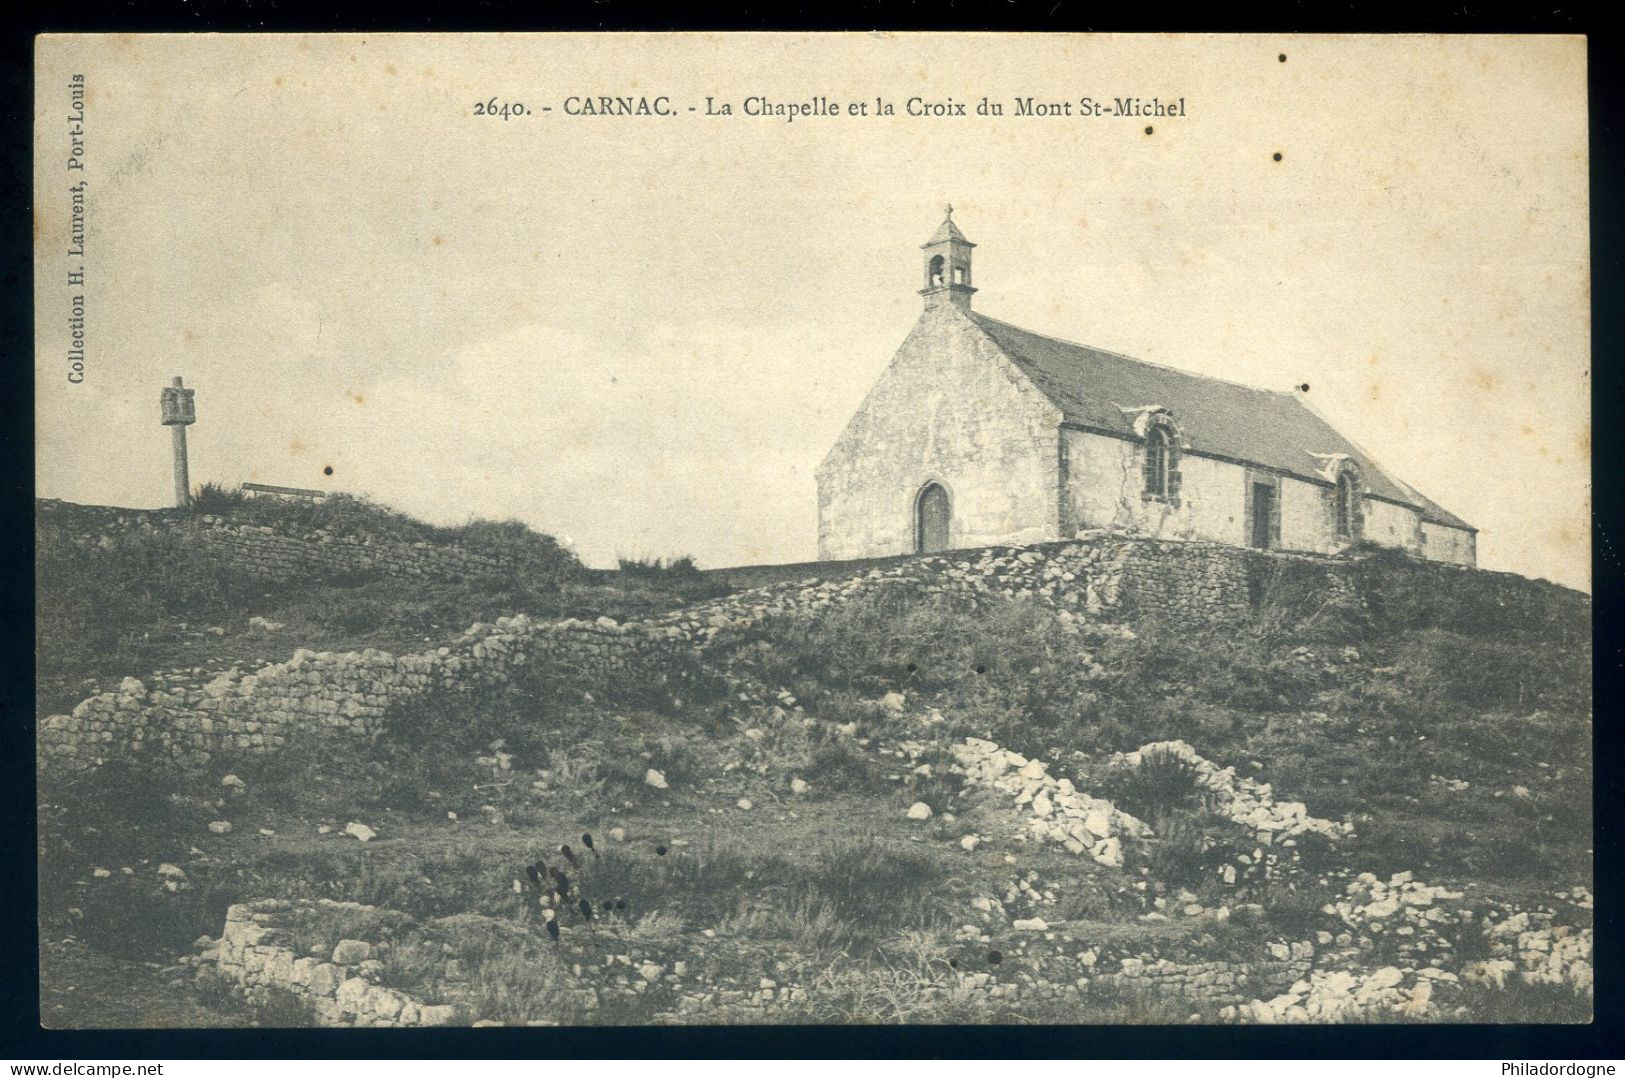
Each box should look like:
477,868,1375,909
159,375,196,508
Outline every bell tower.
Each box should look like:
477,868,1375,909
920,205,976,310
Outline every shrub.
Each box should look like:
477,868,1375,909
1135,810,1216,888
191,481,246,514
617,554,702,579
1096,747,1205,826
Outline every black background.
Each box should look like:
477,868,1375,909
0,0,1618,1060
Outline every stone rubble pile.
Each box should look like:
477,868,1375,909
1225,872,1594,1022
950,737,1152,867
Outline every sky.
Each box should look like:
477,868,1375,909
34,34,1590,589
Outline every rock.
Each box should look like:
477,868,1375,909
1013,918,1049,932
207,821,232,835
790,778,809,795
638,962,664,982
92,867,111,878
644,769,669,790
247,616,286,632
960,834,980,852
1032,793,1054,818
736,798,753,811
331,939,372,965
221,774,245,789
344,822,377,843
417,1004,460,1026
1367,966,1404,990
157,863,186,879
879,692,907,716
906,802,933,821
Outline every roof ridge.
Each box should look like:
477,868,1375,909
970,312,1296,400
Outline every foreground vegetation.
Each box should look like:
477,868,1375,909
36,501,1592,1026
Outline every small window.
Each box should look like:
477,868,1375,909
1144,428,1170,496
954,265,968,285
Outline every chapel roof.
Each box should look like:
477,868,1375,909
968,312,1474,532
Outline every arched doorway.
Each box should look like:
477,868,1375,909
916,482,951,553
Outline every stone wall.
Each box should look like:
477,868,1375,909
37,611,683,770
1115,537,1360,624
37,531,1583,774
1062,428,1249,547
204,900,460,1027
1421,521,1476,568
36,498,522,584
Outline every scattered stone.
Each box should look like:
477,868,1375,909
644,769,669,790
906,802,933,821
207,821,232,835
344,822,377,843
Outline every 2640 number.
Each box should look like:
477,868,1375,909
473,98,527,119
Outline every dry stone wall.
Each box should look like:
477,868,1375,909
202,899,460,1027
38,613,679,770
37,517,1584,774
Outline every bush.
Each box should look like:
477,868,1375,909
1096,747,1205,826
617,554,702,579
191,481,246,514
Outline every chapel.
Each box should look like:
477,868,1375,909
815,210,1477,566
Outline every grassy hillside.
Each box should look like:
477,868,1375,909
35,490,729,713
35,508,1592,1027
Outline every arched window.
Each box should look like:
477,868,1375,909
1336,472,1357,537
928,255,946,288
1144,426,1171,497
916,482,951,553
